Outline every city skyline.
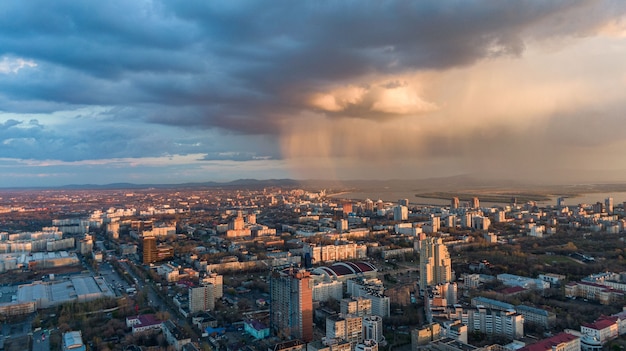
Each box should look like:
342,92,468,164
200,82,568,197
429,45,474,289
2,1,626,187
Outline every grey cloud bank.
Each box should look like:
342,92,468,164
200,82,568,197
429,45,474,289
1,0,626,186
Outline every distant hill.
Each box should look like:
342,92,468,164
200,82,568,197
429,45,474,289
4,175,626,193
54,179,302,190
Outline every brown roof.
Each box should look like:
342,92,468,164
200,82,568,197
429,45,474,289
519,332,579,351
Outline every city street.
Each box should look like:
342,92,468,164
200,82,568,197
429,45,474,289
32,329,50,351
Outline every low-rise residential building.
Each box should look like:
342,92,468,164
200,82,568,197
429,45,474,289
62,331,86,351
565,281,624,305
538,273,566,287
163,320,191,351
581,317,618,344
610,309,626,335
497,273,549,290
515,305,556,329
157,263,180,282
125,314,162,334
244,319,270,339
471,297,514,311
519,332,580,351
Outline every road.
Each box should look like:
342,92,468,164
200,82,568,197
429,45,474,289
116,260,188,328
32,330,50,351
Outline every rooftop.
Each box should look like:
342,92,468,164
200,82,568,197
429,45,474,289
498,286,527,295
128,314,162,327
515,305,551,316
582,316,618,330
519,332,579,351
313,261,377,279
63,331,85,349
245,319,267,331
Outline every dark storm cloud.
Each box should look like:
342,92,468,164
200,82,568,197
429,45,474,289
1,0,625,169
0,114,206,161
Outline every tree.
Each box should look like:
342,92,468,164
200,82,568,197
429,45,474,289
564,242,577,252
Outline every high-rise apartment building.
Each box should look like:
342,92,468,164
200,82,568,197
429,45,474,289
496,210,506,223
337,219,349,233
189,284,215,313
312,280,343,302
393,206,408,221
143,236,173,264
326,314,363,349
472,216,491,231
462,213,472,228
606,197,614,214
363,315,384,343
364,199,374,212
340,296,372,317
143,236,157,264
419,237,453,293
132,220,153,234
444,215,456,228
270,269,313,342
430,215,440,233
202,272,223,299
471,197,480,209
247,213,257,225
107,221,119,240
451,197,459,210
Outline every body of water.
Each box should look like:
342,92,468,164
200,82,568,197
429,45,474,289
331,190,626,208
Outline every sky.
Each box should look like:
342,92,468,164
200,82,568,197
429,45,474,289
2,0,626,187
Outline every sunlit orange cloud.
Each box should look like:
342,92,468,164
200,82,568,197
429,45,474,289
596,16,626,38
308,73,438,117
281,33,626,181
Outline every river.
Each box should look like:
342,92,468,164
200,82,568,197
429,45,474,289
331,190,626,208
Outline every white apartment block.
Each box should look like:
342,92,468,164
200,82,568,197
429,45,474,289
447,307,524,339
313,280,343,302
326,315,363,349
202,272,223,299
303,242,365,264
189,284,215,313
341,297,372,317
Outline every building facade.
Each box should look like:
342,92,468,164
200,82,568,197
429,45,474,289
270,268,313,342
419,237,453,293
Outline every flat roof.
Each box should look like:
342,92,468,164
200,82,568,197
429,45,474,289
16,275,114,307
